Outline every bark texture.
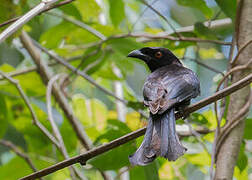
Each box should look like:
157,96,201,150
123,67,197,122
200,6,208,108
214,0,252,179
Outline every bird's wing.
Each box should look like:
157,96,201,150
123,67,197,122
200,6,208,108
143,72,200,114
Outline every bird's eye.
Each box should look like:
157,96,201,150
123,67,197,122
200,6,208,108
155,51,162,58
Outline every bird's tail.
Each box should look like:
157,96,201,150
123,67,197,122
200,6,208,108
129,108,186,166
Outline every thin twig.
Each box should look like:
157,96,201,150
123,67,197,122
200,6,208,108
20,73,252,180
0,139,43,180
0,70,59,147
20,31,92,150
46,74,86,180
182,57,224,75
231,39,252,66
0,0,75,28
215,90,252,156
140,0,182,38
184,119,210,155
130,0,159,33
47,11,106,40
0,55,82,81
0,0,59,42
32,40,127,104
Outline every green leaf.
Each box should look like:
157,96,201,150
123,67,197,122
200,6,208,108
130,162,159,180
177,0,213,19
190,113,209,125
237,142,248,172
107,38,143,55
108,0,125,27
127,101,145,111
194,22,218,39
0,157,32,179
59,3,82,20
0,43,24,67
244,118,252,139
74,0,101,22
40,22,75,49
88,120,135,170
94,119,131,143
215,0,236,20
88,141,135,170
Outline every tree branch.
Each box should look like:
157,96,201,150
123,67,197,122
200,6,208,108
214,0,252,179
0,70,59,147
46,74,87,180
20,73,252,180
20,31,92,150
0,0,59,43
0,0,75,28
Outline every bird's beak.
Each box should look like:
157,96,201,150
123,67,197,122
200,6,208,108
127,50,150,62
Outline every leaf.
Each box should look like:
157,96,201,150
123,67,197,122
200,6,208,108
194,22,218,39
74,0,101,22
130,162,159,180
237,142,248,172
215,0,236,21
59,3,82,20
244,118,252,139
190,113,209,125
0,43,24,67
94,119,132,143
0,157,32,179
177,0,213,19
108,0,125,27
40,22,75,49
107,38,143,55
127,101,145,111
88,120,135,170
72,95,108,140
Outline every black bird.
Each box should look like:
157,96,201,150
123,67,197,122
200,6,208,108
127,47,200,166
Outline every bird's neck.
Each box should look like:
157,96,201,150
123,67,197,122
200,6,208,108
147,58,183,72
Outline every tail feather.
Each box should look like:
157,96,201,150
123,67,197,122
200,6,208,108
129,108,186,166
164,108,186,161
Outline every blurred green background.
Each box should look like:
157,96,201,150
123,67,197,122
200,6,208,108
0,0,251,179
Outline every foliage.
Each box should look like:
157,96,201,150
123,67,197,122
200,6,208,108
0,0,250,180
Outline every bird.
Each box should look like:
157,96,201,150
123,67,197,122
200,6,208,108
127,47,200,166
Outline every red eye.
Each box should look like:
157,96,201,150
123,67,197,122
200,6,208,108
155,51,162,58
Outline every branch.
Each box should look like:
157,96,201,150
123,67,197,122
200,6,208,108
0,0,75,28
112,33,231,45
0,0,59,43
20,31,92,150
140,0,182,38
47,11,106,40
0,70,59,147
32,40,127,104
20,73,252,180
0,140,43,180
0,55,82,81
46,74,87,180
182,57,224,75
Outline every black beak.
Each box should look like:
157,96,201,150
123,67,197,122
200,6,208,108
127,50,150,62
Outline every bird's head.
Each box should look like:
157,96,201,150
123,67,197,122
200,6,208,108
127,47,182,72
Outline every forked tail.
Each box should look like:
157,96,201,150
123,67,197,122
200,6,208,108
129,108,186,166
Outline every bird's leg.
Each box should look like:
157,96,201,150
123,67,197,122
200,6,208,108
176,100,191,119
